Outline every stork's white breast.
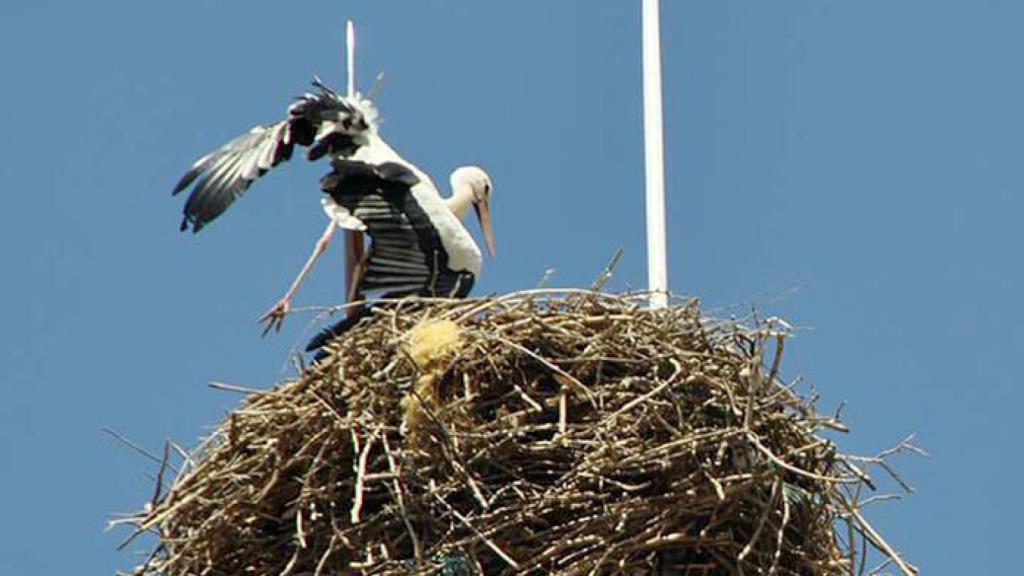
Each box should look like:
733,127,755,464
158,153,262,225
321,135,482,277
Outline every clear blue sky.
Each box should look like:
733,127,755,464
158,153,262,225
1,1,1019,573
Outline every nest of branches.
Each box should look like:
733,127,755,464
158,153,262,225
119,290,916,576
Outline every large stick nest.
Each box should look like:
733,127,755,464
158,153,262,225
120,291,916,575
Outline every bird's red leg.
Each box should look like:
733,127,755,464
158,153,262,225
259,221,337,335
344,230,366,316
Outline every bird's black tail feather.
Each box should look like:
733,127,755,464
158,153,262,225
305,306,372,358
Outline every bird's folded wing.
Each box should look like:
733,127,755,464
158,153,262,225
321,160,437,297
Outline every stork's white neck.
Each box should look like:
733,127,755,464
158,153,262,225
446,177,475,219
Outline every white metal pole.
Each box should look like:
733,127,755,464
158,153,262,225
642,0,669,309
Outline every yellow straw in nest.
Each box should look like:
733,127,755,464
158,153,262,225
406,319,463,372
401,319,464,438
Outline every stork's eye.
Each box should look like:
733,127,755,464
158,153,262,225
474,185,489,203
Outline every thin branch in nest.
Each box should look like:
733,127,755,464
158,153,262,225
431,492,520,571
102,428,177,473
844,500,919,576
382,435,422,565
590,248,624,292
207,380,270,395
738,478,780,563
351,427,378,525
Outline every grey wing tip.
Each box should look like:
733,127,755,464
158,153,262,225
311,75,331,92
172,174,192,196
172,166,204,196
179,214,204,233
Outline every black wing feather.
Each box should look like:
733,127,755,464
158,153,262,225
321,159,474,300
173,79,366,233
309,160,477,354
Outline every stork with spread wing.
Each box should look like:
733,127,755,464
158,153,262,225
172,79,495,342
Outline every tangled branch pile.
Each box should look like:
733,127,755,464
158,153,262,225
120,291,915,575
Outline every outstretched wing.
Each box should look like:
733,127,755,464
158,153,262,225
173,78,373,233
321,159,473,299
172,122,292,232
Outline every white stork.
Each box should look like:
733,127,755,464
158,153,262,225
305,158,494,353
171,78,496,342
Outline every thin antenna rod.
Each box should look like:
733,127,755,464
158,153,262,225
642,0,669,309
346,20,356,97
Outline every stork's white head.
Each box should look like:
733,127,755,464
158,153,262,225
449,166,496,258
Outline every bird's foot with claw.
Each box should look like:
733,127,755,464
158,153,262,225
258,299,290,336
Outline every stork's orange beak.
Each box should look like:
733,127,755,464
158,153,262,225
474,199,496,259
